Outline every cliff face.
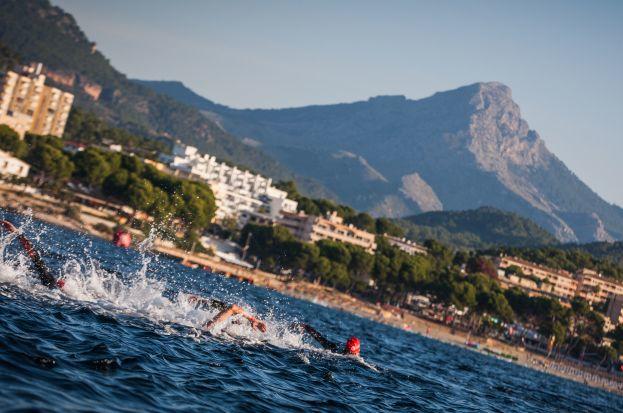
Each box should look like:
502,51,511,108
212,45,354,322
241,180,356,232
142,80,623,243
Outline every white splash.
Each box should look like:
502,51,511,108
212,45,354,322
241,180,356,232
0,219,318,352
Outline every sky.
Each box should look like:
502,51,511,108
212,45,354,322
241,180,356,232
53,0,623,207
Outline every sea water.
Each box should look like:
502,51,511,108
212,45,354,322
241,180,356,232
0,212,621,412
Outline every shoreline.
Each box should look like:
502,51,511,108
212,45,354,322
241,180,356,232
1,183,622,396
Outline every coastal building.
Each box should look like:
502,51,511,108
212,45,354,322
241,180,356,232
606,295,623,326
0,63,74,138
575,268,623,305
495,256,578,302
495,256,623,312
0,150,30,178
384,234,427,256
278,210,377,253
165,142,297,222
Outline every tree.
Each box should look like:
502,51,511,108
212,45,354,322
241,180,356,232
347,245,374,290
26,143,74,188
309,256,332,282
125,174,155,212
375,217,405,237
72,148,111,187
317,239,351,266
102,169,129,197
451,282,477,309
148,187,172,221
346,212,376,233
0,125,28,158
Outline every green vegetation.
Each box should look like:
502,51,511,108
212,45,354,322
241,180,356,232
0,125,28,158
397,207,558,250
65,108,170,157
0,40,19,71
24,134,74,188
0,127,216,236
566,241,623,271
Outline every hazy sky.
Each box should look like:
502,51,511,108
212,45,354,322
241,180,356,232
53,0,623,207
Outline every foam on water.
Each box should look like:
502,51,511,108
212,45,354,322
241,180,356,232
0,219,314,353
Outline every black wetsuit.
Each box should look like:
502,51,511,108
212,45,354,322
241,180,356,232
294,323,339,352
12,231,58,289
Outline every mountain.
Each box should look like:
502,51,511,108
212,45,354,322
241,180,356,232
0,0,331,198
395,207,558,250
140,80,623,243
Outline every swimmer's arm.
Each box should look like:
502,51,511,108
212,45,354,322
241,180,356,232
1,220,60,289
202,304,267,333
292,323,338,352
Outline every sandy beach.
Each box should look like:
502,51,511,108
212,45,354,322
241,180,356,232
1,183,622,395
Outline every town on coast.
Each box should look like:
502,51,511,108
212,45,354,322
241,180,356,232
2,61,623,395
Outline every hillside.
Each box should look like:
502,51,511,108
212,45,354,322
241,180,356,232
566,241,623,269
140,80,623,243
396,207,558,250
0,0,331,198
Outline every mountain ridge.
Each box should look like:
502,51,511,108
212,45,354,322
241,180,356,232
396,206,559,250
139,79,623,243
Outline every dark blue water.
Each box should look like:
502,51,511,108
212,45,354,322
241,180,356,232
1,213,622,412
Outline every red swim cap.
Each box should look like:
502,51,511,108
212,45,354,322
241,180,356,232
345,336,360,355
56,279,65,289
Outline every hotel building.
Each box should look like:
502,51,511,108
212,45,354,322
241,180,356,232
0,63,74,138
495,255,623,316
575,268,623,305
166,142,297,222
495,256,578,302
278,210,377,253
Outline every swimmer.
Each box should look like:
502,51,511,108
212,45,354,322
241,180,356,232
186,295,266,332
292,322,360,356
1,219,266,333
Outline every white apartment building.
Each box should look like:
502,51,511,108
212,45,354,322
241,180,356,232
0,150,30,178
0,63,74,138
167,142,297,222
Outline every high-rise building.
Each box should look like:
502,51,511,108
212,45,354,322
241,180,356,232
0,63,74,138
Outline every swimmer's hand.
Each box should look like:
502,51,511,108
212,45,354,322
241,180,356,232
245,315,267,333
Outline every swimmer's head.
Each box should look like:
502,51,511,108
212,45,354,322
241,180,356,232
344,336,360,356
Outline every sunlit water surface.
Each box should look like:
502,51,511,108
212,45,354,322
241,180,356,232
0,212,622,412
